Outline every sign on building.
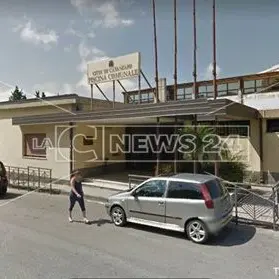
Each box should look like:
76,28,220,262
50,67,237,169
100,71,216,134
87,52,141,85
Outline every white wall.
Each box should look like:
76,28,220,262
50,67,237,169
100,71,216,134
0,105,72,179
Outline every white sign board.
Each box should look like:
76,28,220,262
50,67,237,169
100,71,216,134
87,52,140,85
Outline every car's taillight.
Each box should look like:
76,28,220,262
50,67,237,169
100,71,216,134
201,184,214,209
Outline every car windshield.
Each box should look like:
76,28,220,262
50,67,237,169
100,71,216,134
205,179,226,199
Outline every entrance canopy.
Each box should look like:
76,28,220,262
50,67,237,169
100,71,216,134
12,98,259,126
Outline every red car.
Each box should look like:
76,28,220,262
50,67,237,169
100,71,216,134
0,161,8,196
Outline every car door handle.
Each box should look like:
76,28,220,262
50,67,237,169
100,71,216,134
158,201,165,205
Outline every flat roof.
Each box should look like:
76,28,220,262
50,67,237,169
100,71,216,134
0,94,79,106
127,71,279,95
0,94,123,110
12,98,259,126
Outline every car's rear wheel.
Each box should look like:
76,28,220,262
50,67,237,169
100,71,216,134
111,206,127,227
186,219,209,244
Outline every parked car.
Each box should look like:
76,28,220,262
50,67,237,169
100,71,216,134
0,161,8,197
105,173,233,244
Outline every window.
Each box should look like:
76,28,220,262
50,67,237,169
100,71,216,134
228,82,239,90
217,83,227,92
205,179,226,199
167,181,202,199
0,162,6,177
244,80,255,94
177,88,185,99
23,133,47,158
135,180,167,197
196,121,249,137
267,119,279,133
83,136,94,145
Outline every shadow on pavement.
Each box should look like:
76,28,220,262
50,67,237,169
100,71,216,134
126,222,256,247
89,219,113,226
0,192,23,200
74,219,112,226
207,223,256,247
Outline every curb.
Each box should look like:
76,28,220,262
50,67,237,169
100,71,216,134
58,188,108,203
82,184,129,192
8,185,109,204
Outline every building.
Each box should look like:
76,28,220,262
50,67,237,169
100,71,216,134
1,66,279,183
0,94,125,180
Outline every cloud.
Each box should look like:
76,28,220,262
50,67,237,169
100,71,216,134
0,80,57,102
13,18,58,49
203,63,221,80
64,44,74,52
65,20,95,39
0,80,23,101
95,2,134,28
77,41,107,72
70,0,134,29
0,88,11,102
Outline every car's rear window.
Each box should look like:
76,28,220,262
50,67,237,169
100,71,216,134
205,179,226,199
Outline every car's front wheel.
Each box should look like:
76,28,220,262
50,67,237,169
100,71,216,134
186,219,209,244
111,206,127,227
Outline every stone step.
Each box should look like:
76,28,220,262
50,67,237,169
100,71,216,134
83,179,135,191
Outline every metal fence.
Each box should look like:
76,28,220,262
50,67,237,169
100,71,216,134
223,180,279,230
128,174,152,189
128,174,279,230
6,166,52,193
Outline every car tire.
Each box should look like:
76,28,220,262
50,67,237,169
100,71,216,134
186,219,209,244
111,206,127,227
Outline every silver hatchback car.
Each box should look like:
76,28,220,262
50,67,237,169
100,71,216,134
105,173,233,244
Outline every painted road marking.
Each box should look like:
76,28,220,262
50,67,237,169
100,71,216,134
0,188,39,208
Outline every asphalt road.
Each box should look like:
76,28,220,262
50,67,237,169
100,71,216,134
0,189,279,279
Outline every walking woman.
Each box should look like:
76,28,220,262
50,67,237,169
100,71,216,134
68,170,89,224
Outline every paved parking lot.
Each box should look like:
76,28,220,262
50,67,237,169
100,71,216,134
1,189,279,279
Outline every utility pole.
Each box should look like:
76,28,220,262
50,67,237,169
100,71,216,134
173,0,178,173
174,0,178,101
152,0,160,175
193,0,198,173
152,0,159,103
212,0,219,176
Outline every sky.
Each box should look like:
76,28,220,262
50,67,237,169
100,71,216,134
0,0,279,102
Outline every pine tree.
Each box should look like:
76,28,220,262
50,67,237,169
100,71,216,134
9,86,27,101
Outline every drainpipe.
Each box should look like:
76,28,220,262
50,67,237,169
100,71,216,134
69,122,74,175
239,78,244,104
259,116,264,183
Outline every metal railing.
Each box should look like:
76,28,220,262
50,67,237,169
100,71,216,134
214,178,279,230
128,174,152,189
6,165,52,193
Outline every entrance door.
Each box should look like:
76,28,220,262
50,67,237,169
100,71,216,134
127,179,167,223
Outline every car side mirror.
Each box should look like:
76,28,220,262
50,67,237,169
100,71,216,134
132,191,138,198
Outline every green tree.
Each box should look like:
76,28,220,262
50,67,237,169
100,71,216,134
9,86,27,101
35,90,46,99
179,124,247,182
